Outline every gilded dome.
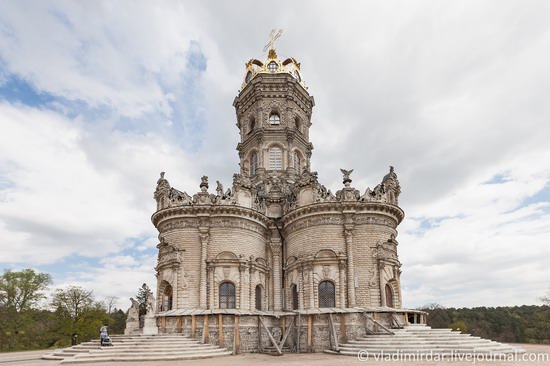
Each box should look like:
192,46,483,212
242,48,306,89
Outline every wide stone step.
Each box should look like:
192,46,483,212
326,326,525,357
60,350,234,364
74,347,227,358
102,340,202,347
332,350,517,357
43,334,232,362
89,345,221,353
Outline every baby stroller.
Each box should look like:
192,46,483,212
99,326,113,346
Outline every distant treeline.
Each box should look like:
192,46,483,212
0,269,127,352
419,304,550,344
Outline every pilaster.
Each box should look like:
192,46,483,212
198,225,209,309
343,211,356,307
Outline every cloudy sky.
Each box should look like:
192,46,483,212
1,1,549,310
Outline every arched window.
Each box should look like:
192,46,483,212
290,284,299,310
292,152,300,173
219,282,236,309
255,285,262,310
162,284,173,311
267,61,278,72
248,118,255,134
385,284,394,308
269,148,282,170
250,152,258,176
318,281,335,308
294,116,302,132
269,113,280,125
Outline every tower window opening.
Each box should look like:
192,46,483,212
248,118,255,134
250,152,258,176
267,61,278,72
219,281,236,309
269,148,282,171
162,284,173,311
385,283,394,308
255,285,262,310
291,284,299,310
294,116,302,133
318,280,335,308
269,113,280,125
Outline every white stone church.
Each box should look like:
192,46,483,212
149,45,424,352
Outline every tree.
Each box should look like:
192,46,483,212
418,303,451,329
104,296,119,314
0,269,52,351
136,283,152,317
51,286,109,345
0,269,52,312
450,320,468,333
540,289,550,305
52,286,94,320
109,308,127,334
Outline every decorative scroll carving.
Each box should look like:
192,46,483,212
156,238,182,269
158,219,201,232
289,216,344,231
153,167,402,220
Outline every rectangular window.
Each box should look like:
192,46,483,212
269,148,282,170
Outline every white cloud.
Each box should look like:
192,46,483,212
0,102,195,265
1,0,549,308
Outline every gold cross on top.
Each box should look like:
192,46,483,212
263,29,283,53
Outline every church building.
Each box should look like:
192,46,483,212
150,44,423,352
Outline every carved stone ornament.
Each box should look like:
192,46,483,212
340,168,354,187
199,175,209,192
322,265,331,279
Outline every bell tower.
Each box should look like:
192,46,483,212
233,47,315,188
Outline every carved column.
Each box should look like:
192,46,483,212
239,262,247,310
198,229,209,309
172,265,179,309
397,268,403,308
307,262,315,308
208,265,215,309
269,229,283,311
249,264,256,310
298,264,305,310
338,260,346,308
379,262,386,307
344,226,356,307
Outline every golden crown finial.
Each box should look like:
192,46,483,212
267,49,277,59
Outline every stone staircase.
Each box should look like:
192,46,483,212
42,334,232,363
328,324,525,357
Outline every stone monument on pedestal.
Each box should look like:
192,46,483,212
124,298,141,335
142,288,158,335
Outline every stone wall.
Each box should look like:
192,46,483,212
157,312,370,353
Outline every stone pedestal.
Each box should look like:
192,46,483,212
142,315,158,335
124,320,141,335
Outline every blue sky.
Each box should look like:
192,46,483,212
1,0,549,310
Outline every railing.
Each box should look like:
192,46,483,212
390,313,404,329
327,313,340,352
363,313,394,335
